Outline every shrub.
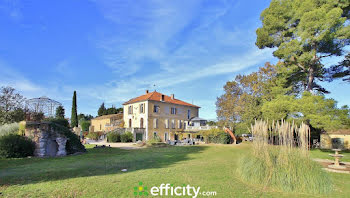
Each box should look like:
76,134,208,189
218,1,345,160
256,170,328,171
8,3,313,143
238,120,332,194
49,120,85,154
146,136,162,146
120,132,133,142
0,134,35,158
208,132,230,144
0,123,19,137
80,120,90,131
239,147,333,194
44,118,70,128
86,132,100,140
107,132,121,142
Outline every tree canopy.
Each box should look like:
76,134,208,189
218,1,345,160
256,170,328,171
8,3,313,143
55,105,65,119
256,0,350,93
0,86,26,125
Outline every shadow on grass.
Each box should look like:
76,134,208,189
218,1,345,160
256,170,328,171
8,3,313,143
0,145,207,186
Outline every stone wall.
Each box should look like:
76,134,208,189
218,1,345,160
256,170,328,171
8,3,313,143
25,121,68,157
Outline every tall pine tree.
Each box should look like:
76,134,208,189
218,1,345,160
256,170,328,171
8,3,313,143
71,91,78,127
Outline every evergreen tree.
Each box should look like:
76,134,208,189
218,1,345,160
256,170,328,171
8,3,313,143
55,105,65,119
71,91,78,127
98,102,106,116
256,0,350,93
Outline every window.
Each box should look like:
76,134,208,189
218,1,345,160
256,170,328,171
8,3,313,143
171,119,175,129
178,120,182,129
165,119,169,129
171,107,177,115
187,109,191,119
140,103,145,113
140,118,144,128
128,105,133,114
154,132,158,138
164,132,168,141
154,105,160,113
129,119,132,128
153,118,158,129
100,124,102,130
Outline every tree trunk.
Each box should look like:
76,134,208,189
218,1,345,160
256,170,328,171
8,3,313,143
306,66,315,92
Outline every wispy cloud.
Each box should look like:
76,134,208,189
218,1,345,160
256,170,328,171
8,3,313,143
0,0,23,21
88,0,274,105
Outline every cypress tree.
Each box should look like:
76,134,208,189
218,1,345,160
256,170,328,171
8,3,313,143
71,91,78,127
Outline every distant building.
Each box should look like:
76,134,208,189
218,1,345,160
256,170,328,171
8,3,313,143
320,130,350,149
123,90,201,142
90,113,123,133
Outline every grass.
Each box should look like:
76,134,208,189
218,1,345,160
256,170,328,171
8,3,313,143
0,143,349,198
310,149,350,162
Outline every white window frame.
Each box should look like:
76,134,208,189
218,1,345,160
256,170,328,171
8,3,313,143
153,118,158,129
171,119,175,129
165,119,169,129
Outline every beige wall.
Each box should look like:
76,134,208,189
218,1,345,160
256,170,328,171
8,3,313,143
147,100,199,141
320,134,350,149
123,100,148,128
123,100,199,142
90,119,111,132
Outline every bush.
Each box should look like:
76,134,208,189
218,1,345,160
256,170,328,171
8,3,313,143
0,123,19,137
0,134,35,158
239,147,333,194
86,132,100,140
44,118,69,128
208,132,230,144
80,120,90,131
49,120,85,154
146,136,162,146
107,132,121,142
120,132,133,142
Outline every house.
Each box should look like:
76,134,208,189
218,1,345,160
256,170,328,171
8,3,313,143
122,90,200,142
320,129,350,150
89,113,123,133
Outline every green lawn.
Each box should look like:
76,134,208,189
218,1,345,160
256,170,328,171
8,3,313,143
0,143,349,198
310,149,350,162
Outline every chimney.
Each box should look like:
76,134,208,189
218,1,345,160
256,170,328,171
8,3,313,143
171,94,175,100
161,94,165,101
146,90,149,94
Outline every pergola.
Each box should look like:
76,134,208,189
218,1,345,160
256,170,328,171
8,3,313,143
25,96,62,117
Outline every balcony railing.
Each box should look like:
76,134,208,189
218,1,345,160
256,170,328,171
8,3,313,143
185,125,217,131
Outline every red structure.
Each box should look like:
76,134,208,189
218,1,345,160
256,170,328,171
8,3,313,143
224,128,237,144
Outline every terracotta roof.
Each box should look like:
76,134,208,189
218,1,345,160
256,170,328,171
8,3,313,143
123,91,200,108
92,113,123,120
324,129,350,135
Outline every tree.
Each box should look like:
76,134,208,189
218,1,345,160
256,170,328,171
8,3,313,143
78,113,93,121
256,0,350,93
98,103,106,116
0,86,26,125
55,105,65,119
80,120,91,132
328,52,350,82
216,63,280,134
262,92,350,131
71,91,78,127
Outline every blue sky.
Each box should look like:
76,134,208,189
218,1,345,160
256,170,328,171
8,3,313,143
0,0,349,120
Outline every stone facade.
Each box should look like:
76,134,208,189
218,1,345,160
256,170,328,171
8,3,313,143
320,130,350,150
123,91,200,142
25,121,68,157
